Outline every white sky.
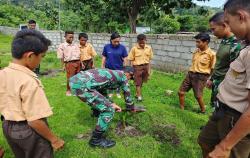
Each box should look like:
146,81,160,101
193,0,227,8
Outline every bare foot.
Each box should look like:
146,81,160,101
0,147,5,158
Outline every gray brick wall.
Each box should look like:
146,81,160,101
0,26,220,72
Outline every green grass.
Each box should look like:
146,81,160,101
0,33,212,158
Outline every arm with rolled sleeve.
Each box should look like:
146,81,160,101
122,46,128,66
89,44,97,67
210,53,216,70
57,44,64,60
209,50,250,157
101,46,107,68
209,53,216,77
149,47,153,60
128,47,135,66
90,44,97,57
57,44,65,69
120,75,133,104
122,46,128,58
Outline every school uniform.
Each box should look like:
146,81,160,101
79,43,97,71
199,45,250,158
128,44,153,87
179,47,216,98
57,42,81,91
0,63,53,158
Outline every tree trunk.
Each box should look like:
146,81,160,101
127,0,145,34
128,12,137,33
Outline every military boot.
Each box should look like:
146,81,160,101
89,130,116,148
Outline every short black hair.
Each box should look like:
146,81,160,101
110,32,120,40
137,34,146,41
209,12,224,25
123,66,134,80
65,31,74,36
194,33,210,43
12,29,51,59
78,33,88,40
123,66,134,74
28,19,36,24
224,0,250,15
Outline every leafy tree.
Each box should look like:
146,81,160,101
177,15,193,32
105,0,195,33
64,0,209,33
152,15,180,34
0,0,213,33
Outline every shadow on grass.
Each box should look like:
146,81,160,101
76,108,96,129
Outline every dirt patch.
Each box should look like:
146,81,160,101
151,124,181,146
40,69,63,77
115,121,143,137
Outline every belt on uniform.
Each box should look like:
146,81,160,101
189,71,209,75
0,115,27,123
64,60,80,63
135,63,149,66
218,100,242,116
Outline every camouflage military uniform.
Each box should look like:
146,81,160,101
69,69,133,132
210,35,243,107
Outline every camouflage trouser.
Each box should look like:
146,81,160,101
71,85,115,132
210,78,223,107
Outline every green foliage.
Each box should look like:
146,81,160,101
35,1,59,30
0,0,214,33
0,3,57,30
153,15,180,34
177,15,194,32
106,21,124,33
173,6,216,32
192,15,210,32
198,7,210,16
0,4,28,27
60,11,82,31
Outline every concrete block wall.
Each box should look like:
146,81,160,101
0,26,220,72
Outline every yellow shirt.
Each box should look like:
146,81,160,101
128,44,153,65
189,47,216,74
79,43,97,61
0,63,53,121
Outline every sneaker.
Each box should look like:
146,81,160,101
66,91,72,96
116,93,121,99
137,96,142,102
108,93,113,98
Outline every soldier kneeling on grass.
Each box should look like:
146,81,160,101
69,66,145,148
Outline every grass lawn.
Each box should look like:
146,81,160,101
0,33,213,158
